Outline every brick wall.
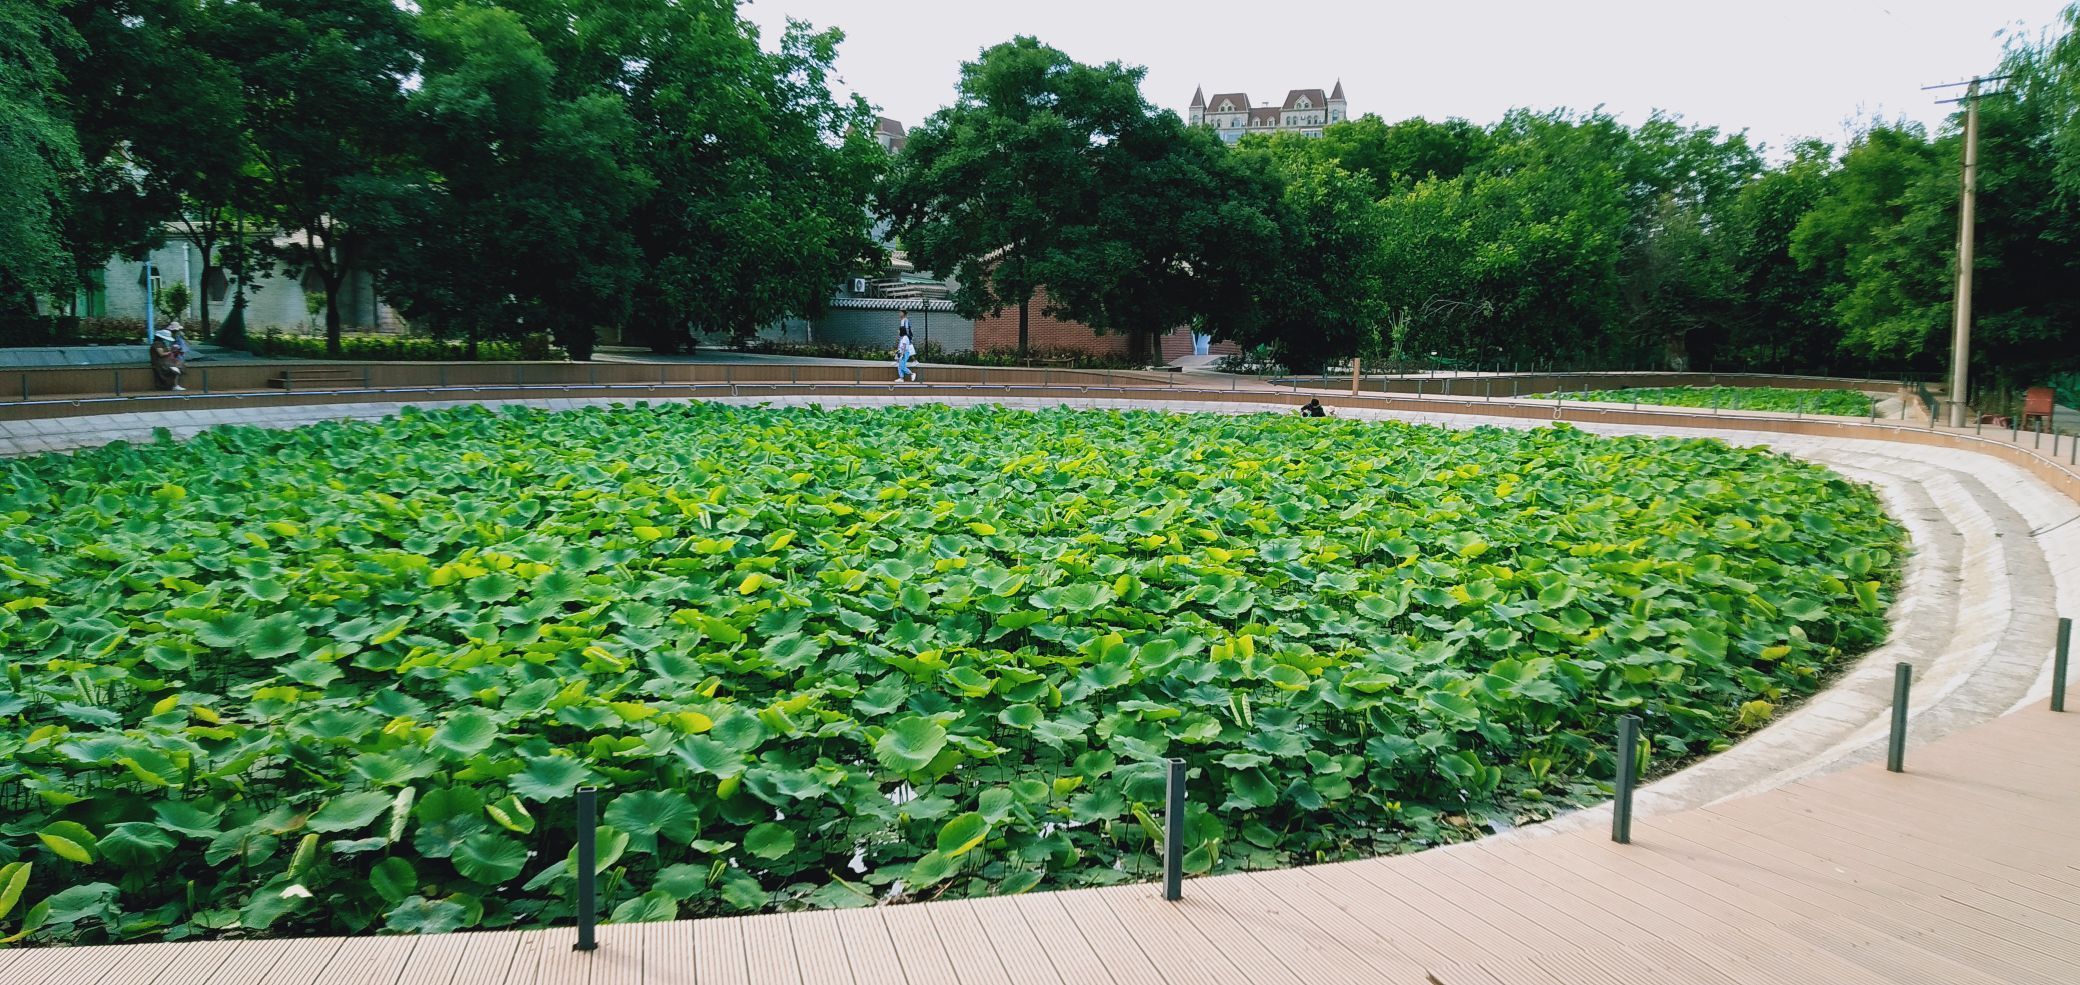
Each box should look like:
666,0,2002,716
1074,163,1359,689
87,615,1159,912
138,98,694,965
971,287,1134,356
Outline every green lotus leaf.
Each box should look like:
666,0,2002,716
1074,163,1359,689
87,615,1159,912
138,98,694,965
609,890,679,923
309,791,399,833
384,895,469,934
430,713,501,759
452,833,529,884
874,716,948,773
509,756,593,802
743,822,795,861
604,791,702,853
370,856,418,904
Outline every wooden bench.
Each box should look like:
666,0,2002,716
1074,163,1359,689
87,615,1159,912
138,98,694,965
2023,386,2055,429
268,368,363,390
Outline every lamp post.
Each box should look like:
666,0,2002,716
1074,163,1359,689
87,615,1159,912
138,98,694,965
143,257,157,345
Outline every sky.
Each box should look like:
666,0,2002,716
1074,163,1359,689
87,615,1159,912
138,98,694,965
741,0,2073,154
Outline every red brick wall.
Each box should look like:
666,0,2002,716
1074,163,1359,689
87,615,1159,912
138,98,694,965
971,287,1133,356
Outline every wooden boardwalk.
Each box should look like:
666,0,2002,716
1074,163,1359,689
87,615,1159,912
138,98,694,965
7,691,2079,985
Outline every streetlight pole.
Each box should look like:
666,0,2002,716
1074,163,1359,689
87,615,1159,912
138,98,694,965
1946,80,1981,428
1925,74,2008,427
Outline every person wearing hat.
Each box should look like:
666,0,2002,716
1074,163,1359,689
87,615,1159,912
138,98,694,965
150,330,186,391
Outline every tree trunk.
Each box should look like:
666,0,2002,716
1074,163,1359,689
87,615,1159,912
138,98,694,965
324,273,345,357
1018,297,1030,359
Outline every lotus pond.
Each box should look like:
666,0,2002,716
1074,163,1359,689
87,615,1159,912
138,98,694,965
1524,385,1875,416
0,403,1902,943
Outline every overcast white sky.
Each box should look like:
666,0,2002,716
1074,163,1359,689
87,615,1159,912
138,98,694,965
743,0,2071,154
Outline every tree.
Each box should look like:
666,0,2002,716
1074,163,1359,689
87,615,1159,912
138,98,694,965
1789,124,1949,364
378,2,647,361
1227,141,1390,368
497,0,881,351
231,0,416,355
880,37,1129,357
0,0,81,312
58,0,251,338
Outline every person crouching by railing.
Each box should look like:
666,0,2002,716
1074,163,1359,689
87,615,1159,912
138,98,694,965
150,329,186,391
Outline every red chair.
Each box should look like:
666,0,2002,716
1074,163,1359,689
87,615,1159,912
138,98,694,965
2022,386,2054,429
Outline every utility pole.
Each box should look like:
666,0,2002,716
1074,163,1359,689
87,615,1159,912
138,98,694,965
1925,75,2008,427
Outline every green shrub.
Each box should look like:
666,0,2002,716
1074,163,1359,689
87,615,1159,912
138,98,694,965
1523,385,1874,417
245,331,566,362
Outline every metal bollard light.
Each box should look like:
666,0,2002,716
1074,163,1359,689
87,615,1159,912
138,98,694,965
574,786,599,952
1886,663,1912,773
1163,758,1186,901
1612,715,1640,844
2055,617,2073,713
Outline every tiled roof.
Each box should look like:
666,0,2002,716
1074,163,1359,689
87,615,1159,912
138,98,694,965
1205,92,1250,113
1282,88,1328,111
1330,79,1345,101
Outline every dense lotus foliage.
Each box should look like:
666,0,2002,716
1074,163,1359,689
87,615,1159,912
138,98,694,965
0,404,1901,943
1525,386,1875,417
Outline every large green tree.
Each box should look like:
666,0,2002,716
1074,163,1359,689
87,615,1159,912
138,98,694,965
880,37,1131,356
58,0,251,337
0,0,80,313
378,2,647,360
493,0,882,350
228,0,417,355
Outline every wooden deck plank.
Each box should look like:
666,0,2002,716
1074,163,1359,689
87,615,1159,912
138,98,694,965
1088,884,1252,985
825,909,909,985
877,903,961,985
442,931,529,985
1675,802,2080,966
779,909,852,985
493,931,551,985
234,937,347,985
740,912,806,985
1013,886,1164,985
918,898,1015,985
1639,814,2073,985
314,935,422,985
690,917,751,985
1190,866,1430,985
938,896,1058,985
391,931,472,985
141,939,241,985
1000,892,1127,985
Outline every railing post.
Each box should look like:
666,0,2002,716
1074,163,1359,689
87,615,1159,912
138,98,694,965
1612,715,1639,844
1887,663,1912,773
19,372,27,402
1163,758,1186,901
114,369,122,397
2054,617,2072,713
439,365,447,388
363,366,371,390
574,786,598,951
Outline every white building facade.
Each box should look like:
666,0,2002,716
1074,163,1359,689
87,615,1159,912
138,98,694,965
1188,82,1347,143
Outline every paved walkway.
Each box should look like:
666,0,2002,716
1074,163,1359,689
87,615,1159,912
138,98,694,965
2,392,2076,984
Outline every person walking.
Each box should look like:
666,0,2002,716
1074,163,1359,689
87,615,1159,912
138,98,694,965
896,324,919,383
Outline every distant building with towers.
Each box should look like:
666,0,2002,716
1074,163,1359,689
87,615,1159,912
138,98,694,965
1188,82,1347,143
873,117,908,154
